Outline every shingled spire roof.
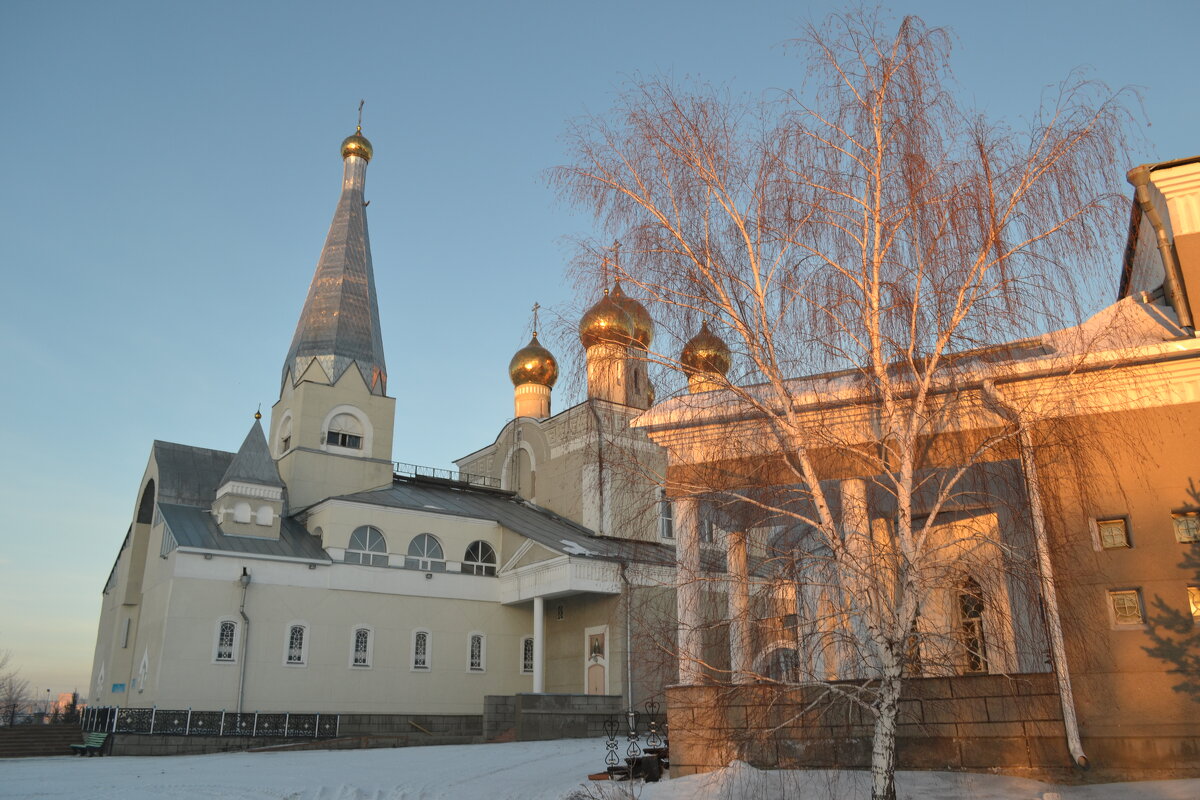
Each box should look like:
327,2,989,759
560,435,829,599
282,130,387,395
219,419,284,489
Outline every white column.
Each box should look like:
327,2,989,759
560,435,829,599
727,529,753,684
675,497,703,684
532,595,545,693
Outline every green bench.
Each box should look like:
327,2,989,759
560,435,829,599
69,732,109,756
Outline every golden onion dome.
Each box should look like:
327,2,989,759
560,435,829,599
509,334,558,387
610,281,653,349
341,128,373,162
681,321,732,377
579,291,636,349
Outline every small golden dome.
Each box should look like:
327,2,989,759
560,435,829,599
509,334,558,387
610,281,653,349
681,321,732,377
579,291,636,349
341,129,373,162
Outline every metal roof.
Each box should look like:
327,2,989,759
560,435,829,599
160,503,329,561
335,477,687,567
152,440,235,508
282,151,386,394
219,420,284,488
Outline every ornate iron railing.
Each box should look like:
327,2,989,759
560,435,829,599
79,706,339,738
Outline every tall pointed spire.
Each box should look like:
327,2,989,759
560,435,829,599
282,123,387,394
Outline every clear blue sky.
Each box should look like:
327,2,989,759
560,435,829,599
2,0,1197,697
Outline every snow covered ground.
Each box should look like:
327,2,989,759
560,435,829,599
3,738,1198,800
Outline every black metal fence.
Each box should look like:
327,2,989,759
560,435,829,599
80,706,339,738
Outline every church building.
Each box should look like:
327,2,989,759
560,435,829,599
88,128,682,717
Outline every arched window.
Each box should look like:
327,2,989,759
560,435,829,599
468,632,486,672
959,578,988,674
412,629,430,670
521,636,535,674
234,502,252,524
255,505,273,526
285,624,308,665
351,627,372,668
763,646,800,683
345,526,388,566
325,413,363,449
406,534,445,571
463,541,497,576
214,620,238,663
277,414,293,455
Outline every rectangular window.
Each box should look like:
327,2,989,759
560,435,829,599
522,637,534,674
1188,587,1200,624
1097,518,1130,549
658,491,674,540
1173,512,1200,543
326,431,363,449
121,618,131,649
699,519,715,544
1108,589,1144,626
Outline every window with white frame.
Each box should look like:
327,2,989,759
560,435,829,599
406,533,445,571
658,489,674,540
521,636,534,674
1173,512,1200,543
351,627,372,668
1108,589,1144,627
285,624,308,665
958,578,988,674
345,526,389,566
412,629,430,670
1097,518,1130,549
278,414,293,455
699,518,715,544
468,633,486,672
136,650,148,693
1188,587,1200,624
463,541,497,576
325,413,363,449
215,620,237,663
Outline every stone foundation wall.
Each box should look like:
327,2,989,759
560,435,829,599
667,674,1200,781
482,693,623,741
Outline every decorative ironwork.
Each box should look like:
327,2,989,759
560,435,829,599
603,717,622,771
625,709,642,762
644,700,663,750
81,706,337,739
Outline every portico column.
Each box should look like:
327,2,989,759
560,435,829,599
727,529,753,684
532,595,545,693
675,496,704,685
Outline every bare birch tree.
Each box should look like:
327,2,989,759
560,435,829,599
554,10,1132,799
0,650,30,726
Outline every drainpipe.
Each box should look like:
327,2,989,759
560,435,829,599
1128,165,1194,329
236,568,251,714
620,562,634,714
982,382,1088,767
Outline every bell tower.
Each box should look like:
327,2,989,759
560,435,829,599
269,124,396,510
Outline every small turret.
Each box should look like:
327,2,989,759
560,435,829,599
212,416,285,539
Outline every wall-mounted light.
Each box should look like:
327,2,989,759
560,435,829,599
425,573,433,580
204,553,213,560
308,563,316,570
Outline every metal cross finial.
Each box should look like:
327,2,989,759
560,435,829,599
612,240,621,268
357,99,365,133
531,302,541,337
